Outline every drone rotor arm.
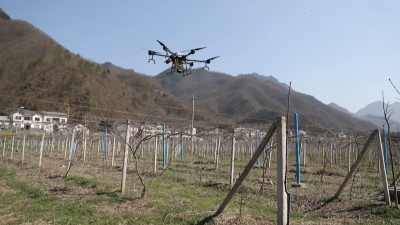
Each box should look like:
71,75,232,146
156,40,175,56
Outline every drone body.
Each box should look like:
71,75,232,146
144,40,219,76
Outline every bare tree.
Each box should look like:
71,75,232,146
382,90,399,207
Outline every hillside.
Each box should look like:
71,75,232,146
240,72,290,90
356,101,400,123
153,69,378,133
0,14,209,128
359,114,399,130
328,103,355,117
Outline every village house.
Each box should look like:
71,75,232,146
7,109,68,131
40,111,68,131
116,124,139,136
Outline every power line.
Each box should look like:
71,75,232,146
294,78,400,91
293,69,400,85
0,94,274,131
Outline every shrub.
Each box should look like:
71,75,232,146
54,47,63,63
101,70,107,79
64,49,71,60
69,73,79,85
28,51,46,69
84,60,94,72
0,66,6,78
78,59,84,69
59,90,66,97
132,100,138,109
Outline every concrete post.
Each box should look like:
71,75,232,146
112,135,116,166
377,130,391,205
39,133,45,167
66,130,75,173
334,130,377,199
121,120,130,193
22,135,26,162
154,135,158,173
230,135,236,187
276,117,288,225
215,119,277,217
348,138,351,173
10,135,14,160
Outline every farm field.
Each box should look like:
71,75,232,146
0,132,400,225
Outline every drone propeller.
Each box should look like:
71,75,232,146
156,39,171,54
140,47,165,64
139,47,163,56
182,47,207,55
200,56,219,70
205,56,219,64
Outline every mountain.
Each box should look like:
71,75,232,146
356,101,400,123
0,8,11,20
153,69,378,133
0,12,210,128
240,73,290,90
359,114,400,130
354,101,400,130
328,103,355,117
0,9,381,133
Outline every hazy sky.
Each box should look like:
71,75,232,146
3,1,400,113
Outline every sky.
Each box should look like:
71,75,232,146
2,1,400,113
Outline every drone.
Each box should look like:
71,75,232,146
142,40,219,76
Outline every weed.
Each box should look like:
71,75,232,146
64,175,91,186
69,73,79,85
0,66,5,78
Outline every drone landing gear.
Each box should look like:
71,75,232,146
166,65,176,75
182,69,192,77
148,55,156,64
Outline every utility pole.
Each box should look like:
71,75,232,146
191,94,195,155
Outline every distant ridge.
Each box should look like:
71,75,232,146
0,11,210,127
153,69,377,133
328,103,355,117
359,114,399,130
239,73,291,90
0,8,11,20
355,101,400,123
354,101,400,129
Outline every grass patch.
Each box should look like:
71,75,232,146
95,189,118,197
0,168,15,178
353,204,400,218
64,175,93,186
7,181,44,198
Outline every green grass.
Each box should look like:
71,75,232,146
64,175,94,186
1,149,399,224
0,169,119,224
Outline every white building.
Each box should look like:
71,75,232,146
40,111,68,131
117,124,139,136
8,109,68,131
9,109,43,130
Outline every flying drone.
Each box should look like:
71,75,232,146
142,40,219,76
